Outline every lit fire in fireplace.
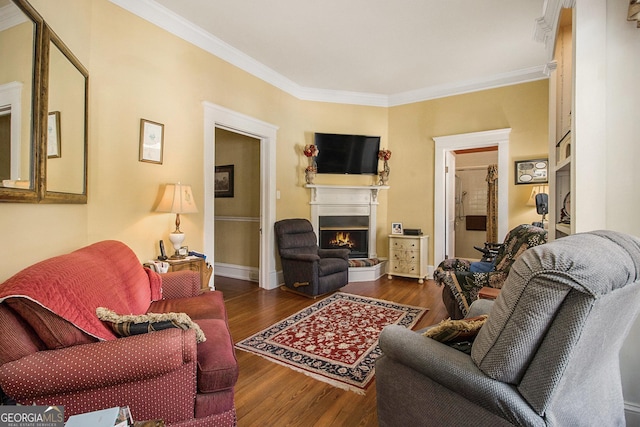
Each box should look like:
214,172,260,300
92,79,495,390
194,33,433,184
329,232,355,249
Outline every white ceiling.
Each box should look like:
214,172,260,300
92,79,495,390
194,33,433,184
113,0,551,106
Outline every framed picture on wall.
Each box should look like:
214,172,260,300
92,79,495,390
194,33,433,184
47,111,61,158
215,165,234,198
515,159,548,185
139,119,164,164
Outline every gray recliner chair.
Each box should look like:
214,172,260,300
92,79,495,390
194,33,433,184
274,218,350,297
377,230,640,426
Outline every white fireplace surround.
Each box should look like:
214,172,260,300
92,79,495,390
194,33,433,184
307,184,388,259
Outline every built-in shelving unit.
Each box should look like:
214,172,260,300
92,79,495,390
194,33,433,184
548,8,574,239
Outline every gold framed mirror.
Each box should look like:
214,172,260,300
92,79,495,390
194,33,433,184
0,0,88,204
40,24,88,203
0,0,43,202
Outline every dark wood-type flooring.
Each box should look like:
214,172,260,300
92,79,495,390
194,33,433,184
215,275,448,427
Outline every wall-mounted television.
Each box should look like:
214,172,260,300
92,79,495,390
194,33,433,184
314,133,381,175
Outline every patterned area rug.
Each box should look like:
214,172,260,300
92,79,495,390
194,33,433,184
235,292,427,394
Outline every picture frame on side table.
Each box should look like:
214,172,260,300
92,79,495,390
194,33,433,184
139,119,164,164
215,165,234,198
515,159,548,185
47,111,61,158
392,222,403,235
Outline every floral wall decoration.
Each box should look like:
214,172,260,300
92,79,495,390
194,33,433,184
303,144,319,184
378,149,392,185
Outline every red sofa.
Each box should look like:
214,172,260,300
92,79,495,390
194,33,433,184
0,241,238,426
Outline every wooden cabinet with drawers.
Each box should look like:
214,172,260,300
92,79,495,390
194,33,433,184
387,234,429,283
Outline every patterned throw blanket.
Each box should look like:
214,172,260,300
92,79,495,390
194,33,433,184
0,241,162,340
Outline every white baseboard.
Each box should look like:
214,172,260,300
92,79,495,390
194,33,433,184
214,262,259,282
213,261,434,288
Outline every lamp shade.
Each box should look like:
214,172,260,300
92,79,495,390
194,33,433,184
526,185,549,207
156,183,198,214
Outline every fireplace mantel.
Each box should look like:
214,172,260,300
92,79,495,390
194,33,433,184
306,184,389,204
306,184,389,258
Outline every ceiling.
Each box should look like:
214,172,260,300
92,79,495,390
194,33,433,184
114,0,551,106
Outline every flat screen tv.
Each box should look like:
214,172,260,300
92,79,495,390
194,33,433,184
314,133,381,175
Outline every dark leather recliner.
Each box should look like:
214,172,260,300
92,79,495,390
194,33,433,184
274,218,350,297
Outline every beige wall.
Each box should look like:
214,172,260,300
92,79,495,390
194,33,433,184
388,80,549,264
0,0,547,282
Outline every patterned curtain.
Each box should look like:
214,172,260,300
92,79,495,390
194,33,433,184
486,164,499,242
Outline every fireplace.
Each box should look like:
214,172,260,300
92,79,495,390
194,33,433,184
308,184,388,261
319,216,369,258
319,230,368,258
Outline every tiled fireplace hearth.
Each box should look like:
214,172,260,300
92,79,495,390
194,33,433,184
307,184,388,281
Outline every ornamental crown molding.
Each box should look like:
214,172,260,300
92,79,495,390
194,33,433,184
111,0,550,107
534,0,576,62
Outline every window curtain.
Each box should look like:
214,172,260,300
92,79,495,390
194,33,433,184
486,164,498,242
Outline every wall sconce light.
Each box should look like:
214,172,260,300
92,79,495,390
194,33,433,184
155,183,198,258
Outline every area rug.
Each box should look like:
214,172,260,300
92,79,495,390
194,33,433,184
235,292,427,394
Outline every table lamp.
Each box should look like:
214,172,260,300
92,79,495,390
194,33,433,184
527,185,549,228
155,183,198,257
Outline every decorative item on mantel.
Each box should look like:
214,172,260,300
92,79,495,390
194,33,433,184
303,144,319,185
629,0,640,27
378,149,392,185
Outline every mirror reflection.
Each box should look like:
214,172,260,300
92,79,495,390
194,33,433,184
46,39,86,195
0,0,35,191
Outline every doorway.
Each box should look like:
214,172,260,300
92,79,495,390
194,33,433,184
213,128,261,280
433,129,510,266
203,102,279,290
453,148,499,259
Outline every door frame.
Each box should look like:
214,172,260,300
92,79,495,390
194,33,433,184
203,102,279,290
433,128,511,266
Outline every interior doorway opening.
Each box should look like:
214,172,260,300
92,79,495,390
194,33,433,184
213,128,261,281
453,148,499,259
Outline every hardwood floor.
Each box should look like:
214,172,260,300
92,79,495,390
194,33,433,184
215,275,449,427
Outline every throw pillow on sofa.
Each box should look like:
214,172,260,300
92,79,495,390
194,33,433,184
423,315,488,343
96,307,206,343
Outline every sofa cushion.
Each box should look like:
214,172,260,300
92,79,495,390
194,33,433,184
5,298,97,350
194,319,239,393
96,307,206,343
148,291,227,321
0,304,45,364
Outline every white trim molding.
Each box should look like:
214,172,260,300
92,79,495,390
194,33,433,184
433,129,511,266
534,0,576,61
203,102,279,290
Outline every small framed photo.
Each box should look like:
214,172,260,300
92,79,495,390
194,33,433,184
139,119,164,164
515,159,548,185
178,246,189,257
215,164,234,198
392,222,403,235
47,111,61,158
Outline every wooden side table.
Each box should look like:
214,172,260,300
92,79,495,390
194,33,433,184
166,256,212,290
387,234,429,283
478,286,500,300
